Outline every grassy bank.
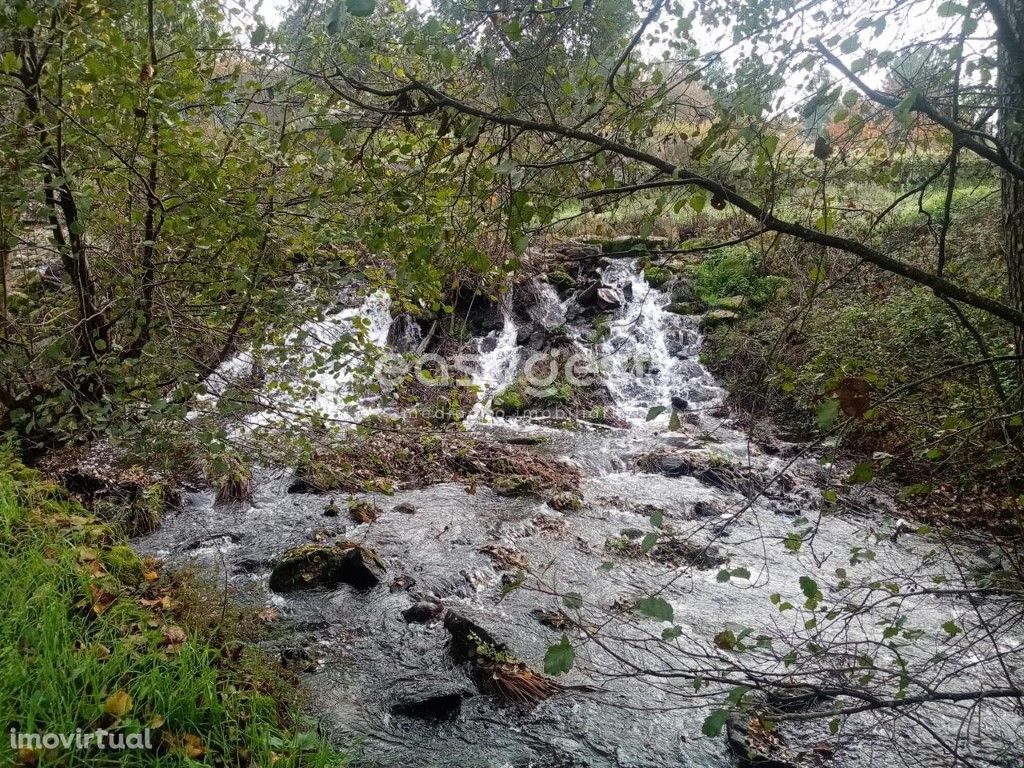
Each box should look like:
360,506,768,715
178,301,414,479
0,452,346,767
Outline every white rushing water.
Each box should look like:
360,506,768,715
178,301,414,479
465,306,520,424
598,260,723,424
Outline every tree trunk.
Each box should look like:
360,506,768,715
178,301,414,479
999,0,1024,394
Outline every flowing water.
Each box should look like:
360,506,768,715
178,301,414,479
139,260,1024,768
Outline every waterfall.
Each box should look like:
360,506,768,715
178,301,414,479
198,289,394,425
303,289,394,419
597,260,723,424
465,304,520,424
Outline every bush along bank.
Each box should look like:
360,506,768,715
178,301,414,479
0,451,347,767
694,206,1024,530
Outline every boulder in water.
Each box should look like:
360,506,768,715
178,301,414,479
671,396,689,411
548,491,583,512
390,689,470,720
402,601,445,624
269,541,385,592
349,499,380,523
578,281,623,310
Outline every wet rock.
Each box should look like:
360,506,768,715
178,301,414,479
670,395,689,411
390,689,469,721
387,312,425,352
268,542,385,592
392,502,417,514
650,537,726,569
531,608,570,630
444,611,508,664
349,499,381,523
726,713,797,768
548,491,583,512
402,601,445,624
692,499,727,518
503,434,549,446
479,543,529,570
279,646,317,672
578,281,623,310
390,575,417,592
491,474,542,497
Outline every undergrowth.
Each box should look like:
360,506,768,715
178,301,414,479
0,451,347,767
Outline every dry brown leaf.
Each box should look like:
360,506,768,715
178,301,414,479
161,625,188,647
90,584,116,615
834,376,871,418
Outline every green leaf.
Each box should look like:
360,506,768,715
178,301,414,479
328,124,348,144
649,509,664,529
326,1,345,33
662,625,683,640
635,596,674,622
640,532,658,553
847,461,874,484
646,405,667,421
17,6,38,27
799,575,820,600
668,411,681,431
815,399,840,431
716,569,731,583
783,532,803,552
346,0,376,16
702,709,729,737
250,22,267,46
731,566,751,580
544,634,575,675
563,592,583,610
942,620,961,636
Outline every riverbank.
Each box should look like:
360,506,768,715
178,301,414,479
0,451,347,767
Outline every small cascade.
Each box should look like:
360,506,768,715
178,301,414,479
303,289,394,418
388,313,424,353
597,260,722,423
466,303,520,424
526,279,567,330
199,290,395,425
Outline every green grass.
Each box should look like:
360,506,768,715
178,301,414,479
0,453,347,767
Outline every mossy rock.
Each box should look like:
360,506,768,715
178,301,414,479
547,491,583,512
665,302,698,315
269,542,385,592
491,474,543,497
643,265,672,289
702,309,739,327
349,499,381,524
101,545,146,585
547,270,576,291
597,235,669,254
493,385,526,414
711,295,747,311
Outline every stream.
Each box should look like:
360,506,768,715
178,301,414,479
138,256,1024,768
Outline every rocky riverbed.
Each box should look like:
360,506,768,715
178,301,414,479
135,241,1024,768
